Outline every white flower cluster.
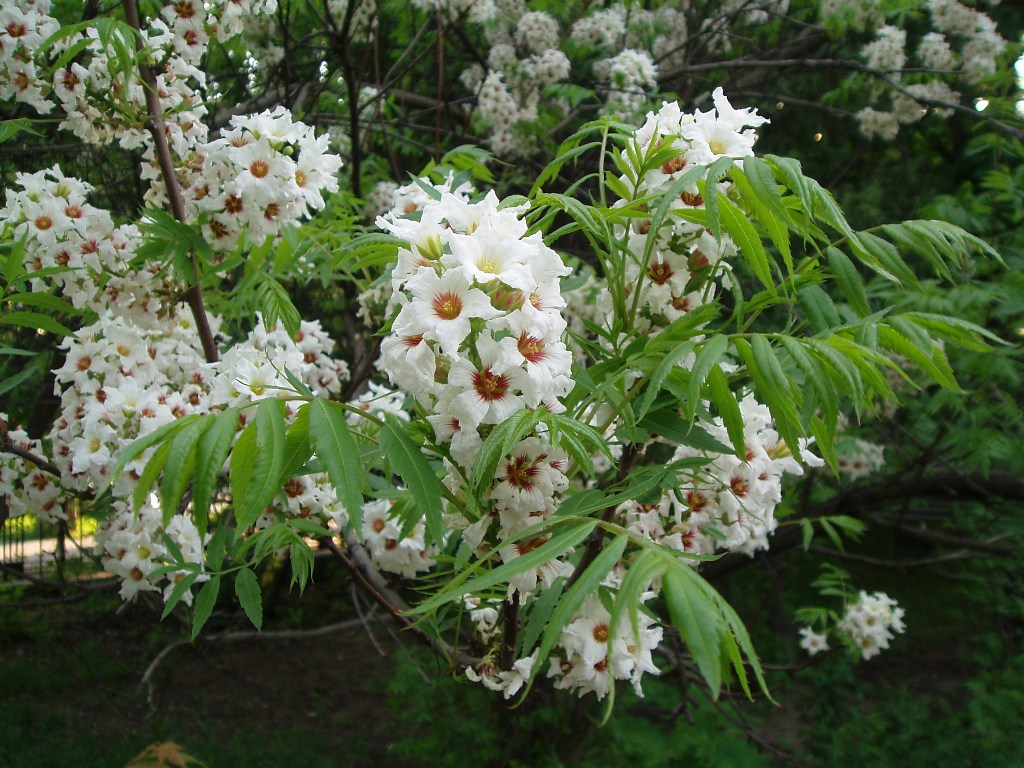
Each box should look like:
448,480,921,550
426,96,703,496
838,591,906,659
799,591,906,660
570,3,689,72
360,498,436,578
460,6,571,156
95,500,209,603
0,0,59,114
0,414,65,523
837,0,1007,139
48,307,214,496
611,90,770,333
835,437,886,482
549,593,663,700
927,0,1007,83
1,0,335,250
181,108,342,252
672,396,821,557
594,48,658,119
0,166,149,312
377,188,573,540
861,25,907,72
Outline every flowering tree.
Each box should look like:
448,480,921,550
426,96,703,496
0,0,1020,748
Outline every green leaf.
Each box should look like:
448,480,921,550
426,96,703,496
719,195,773,290
255,273,301,337
108,417,195,494
281,403,314,478
412,519,599,614
0,310,74,336
532,534,630,687
686,335,729,421
192,408,240,534
706,365,745,457
381,415,446,547
635,341,695,421
738,336,804,460
132,440,173,514
161,571,200,620
191,575,221,639
798,285,841,334
1,291,80,316
234,399,287,529
470,409,544,501
234,568,263,630
737,157,794,270
662,566,724,697
638,409,733,454
308,399,364,530
160,417,210,524
826,246,870,316
229,421,257,526
518,578,567,657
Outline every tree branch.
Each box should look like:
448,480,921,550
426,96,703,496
121,0,220,364
702,470,1024,580
319,534,481,669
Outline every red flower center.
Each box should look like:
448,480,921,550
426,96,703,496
502,455,541,491
432,291,463,320
473,367,510,401
648,261,673,285
517,333,546,363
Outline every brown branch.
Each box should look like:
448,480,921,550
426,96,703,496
319,534,481,669
499,591,520,672
1,436,60,477
121,0,220,364
661,56,1024,141
702,469,1024,580
564,443,640,590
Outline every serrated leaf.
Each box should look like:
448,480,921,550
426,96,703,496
719,195,773,290
470,409,544,500
192,408,239,535
519,577,566,657
826,246,870,316
379,414,445,547
159,417,210,524
798,285,841,334
686,335,729,421
706,365,744,457
191,575,221,639
662,566,724,697
639,409,733,454
636,340,695,421
161,572,199,620
235,568,263,630
1,291,80,315
308,399,364,530
530,534,629,691
411,519,598,614
132,440,173,514
229,421,257,526
0,310,74,336
281,403,314,478
233,399,287,529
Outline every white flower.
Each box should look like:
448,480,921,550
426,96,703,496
393,268,500,359
799,627,830,655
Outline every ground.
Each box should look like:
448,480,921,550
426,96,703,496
0,559,422,768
